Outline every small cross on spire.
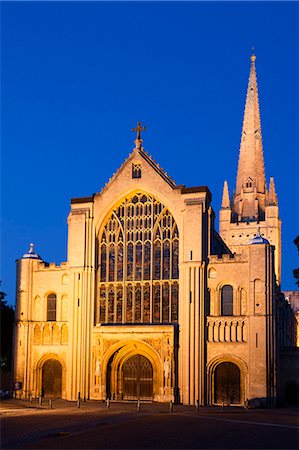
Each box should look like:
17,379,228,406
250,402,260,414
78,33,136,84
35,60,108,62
132,122,147,140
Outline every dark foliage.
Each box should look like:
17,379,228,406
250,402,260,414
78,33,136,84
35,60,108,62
293,236,299,288
0,285,15,372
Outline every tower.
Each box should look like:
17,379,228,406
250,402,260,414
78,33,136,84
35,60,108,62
219,55,281,284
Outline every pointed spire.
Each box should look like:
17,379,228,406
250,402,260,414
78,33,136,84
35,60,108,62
267,177,278,206
233,53,266,221
221,180,230,209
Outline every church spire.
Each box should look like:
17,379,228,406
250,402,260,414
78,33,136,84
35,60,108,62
233,53,266,221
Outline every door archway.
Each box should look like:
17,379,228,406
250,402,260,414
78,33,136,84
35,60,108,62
122,354,153,400
42,359,62,397
214,362,240,405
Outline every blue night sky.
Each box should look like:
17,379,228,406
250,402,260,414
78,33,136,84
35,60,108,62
1,1,298,305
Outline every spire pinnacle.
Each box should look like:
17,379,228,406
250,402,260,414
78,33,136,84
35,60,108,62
221,180,230,209
267,177,278,206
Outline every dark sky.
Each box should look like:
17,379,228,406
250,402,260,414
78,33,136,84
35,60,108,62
1,1,298,305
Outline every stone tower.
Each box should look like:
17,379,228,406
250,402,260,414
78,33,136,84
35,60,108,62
219,55,281,284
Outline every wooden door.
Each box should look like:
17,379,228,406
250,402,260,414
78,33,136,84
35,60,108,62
42,359,62,397
123,355,153,399
214,362,240,404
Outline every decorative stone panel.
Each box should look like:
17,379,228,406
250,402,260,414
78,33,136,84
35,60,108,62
207,317,247,342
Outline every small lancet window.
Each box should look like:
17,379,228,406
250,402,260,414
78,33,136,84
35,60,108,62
47,293,57,321
132,163,142,179
245,177,253,189
221,285,233,316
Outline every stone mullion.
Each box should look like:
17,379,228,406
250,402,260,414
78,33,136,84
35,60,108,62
105,285,108,323
122,201,128,323
169,281,172,323
150,200,155,323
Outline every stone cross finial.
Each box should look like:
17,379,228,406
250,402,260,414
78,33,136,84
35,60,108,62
132,122,146,140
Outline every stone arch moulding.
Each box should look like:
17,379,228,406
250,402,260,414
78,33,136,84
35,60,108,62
101,339,162,401
61,273,69,285
207,354,248,406
33,353,67,399
208,267,217,279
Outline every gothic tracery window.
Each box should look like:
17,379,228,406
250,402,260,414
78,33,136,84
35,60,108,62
96,193,179,324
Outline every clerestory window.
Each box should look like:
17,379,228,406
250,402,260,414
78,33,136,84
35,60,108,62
96,193,179,324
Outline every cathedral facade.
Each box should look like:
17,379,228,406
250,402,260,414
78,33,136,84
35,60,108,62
14,56,296,406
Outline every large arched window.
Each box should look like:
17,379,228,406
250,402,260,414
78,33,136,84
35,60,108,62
96,193,179,324
47,293,57,321
221,285,233,316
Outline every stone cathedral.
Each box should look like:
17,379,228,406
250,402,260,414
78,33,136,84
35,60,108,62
14,56,297,407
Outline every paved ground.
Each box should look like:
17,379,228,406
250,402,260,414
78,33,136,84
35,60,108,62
1,399,298,449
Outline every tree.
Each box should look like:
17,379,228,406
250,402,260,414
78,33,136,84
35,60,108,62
0,284,15,372
293,236,299,288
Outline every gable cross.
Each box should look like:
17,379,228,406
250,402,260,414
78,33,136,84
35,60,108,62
132,122,147,140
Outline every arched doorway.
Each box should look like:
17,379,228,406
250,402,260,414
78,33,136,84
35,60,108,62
284,382,299,407
214,362,240,405
123,355,153,400
42,359,62,397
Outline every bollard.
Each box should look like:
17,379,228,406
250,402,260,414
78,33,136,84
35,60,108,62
196,399,199,413
77,395,81,409
29,394,33,405
137,399,141,411
169,400,173,413
106,398,110,410
222,401,224,410
39,396,42,407
49,398,53,409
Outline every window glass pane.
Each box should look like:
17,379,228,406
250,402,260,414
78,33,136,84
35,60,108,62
171,282,178,322
153,284,160,323
135,286,141,322
47,294,56,321
143,284,151,322
100,287,106,322
108,288,114,323
100,244,106,282
108,244,115,282
116,286,123,322
162,283,170,322
221,285,233,316
117,242,123,281
163,241,170,279
135,243,142,280
126,285,133,322
127,243,133,281
154,240,161,280
144,241,151,280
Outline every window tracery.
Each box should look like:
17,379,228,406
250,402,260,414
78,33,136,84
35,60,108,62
97,193,179,324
